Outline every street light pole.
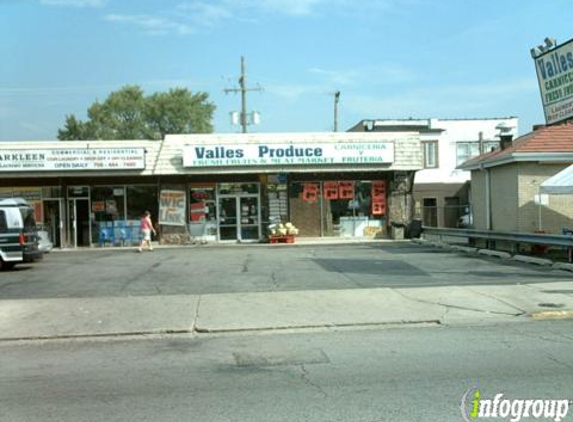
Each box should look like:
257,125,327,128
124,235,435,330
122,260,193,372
333,91,340,132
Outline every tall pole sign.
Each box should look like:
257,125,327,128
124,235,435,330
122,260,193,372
532,37,573,125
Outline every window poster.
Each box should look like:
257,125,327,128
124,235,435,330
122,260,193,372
338,182,354,200
302,182,320,202
323,181,339,200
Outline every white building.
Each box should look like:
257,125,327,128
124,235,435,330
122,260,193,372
349,117,519,227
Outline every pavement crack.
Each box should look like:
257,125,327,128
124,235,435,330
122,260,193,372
465,287,527,315
546,353,573,371
393,289,523,316
193,296,202,332
241,254,252,273
271,272,279,290
300,364,327,399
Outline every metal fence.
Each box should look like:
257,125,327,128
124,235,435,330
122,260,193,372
421,226,573,262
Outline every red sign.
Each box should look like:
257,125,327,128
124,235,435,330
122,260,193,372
191,190,212,200
372,181,386,200
302,183,319,202
323,181,339,200
190,202,206,222
338,182,354,199
372,201,386,216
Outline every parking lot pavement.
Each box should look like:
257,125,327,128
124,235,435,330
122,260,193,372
0,242,570,300
1,242,572,340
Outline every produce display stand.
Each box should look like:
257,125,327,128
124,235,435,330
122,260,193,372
269,234,295,244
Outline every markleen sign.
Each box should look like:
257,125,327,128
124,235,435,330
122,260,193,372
0,148,146,171
534,38,573,124
182,142,394,167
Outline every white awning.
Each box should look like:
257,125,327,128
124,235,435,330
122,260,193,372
540,164,573,194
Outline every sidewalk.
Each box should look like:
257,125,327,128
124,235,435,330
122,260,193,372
51,237,397,253
1,281,572,341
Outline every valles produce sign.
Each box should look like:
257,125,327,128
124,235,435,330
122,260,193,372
534,38,573,124
182,142,394,167
0,148,146,171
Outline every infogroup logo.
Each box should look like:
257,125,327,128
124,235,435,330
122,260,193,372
460,388,570,422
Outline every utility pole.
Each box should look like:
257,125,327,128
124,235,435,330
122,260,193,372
224,56,263,133
333,91,341,132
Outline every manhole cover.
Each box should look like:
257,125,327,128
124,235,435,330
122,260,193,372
537,303,566,308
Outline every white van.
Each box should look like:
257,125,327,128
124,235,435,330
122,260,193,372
0,198,43,270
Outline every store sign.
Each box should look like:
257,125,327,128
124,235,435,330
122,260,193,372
533,38,573,124
0,148,145,171
159,190,186,226
182,142,394,167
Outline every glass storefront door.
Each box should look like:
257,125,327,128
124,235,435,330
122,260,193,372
67,186,91,248
218,195,261,242
43,199,63,248
218,196,238,241
238,196,260,241
68,198,90,247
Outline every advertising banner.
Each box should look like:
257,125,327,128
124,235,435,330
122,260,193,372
533,38,573,124
0,148,146,172
159,190,186,226
183,142,394,167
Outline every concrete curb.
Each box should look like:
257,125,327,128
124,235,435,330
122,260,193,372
512,255,553,266
552,262,573,272
451,245,478,254
477,249,511,259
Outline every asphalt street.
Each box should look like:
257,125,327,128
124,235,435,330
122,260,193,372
0,242,570,299
1,321,572,422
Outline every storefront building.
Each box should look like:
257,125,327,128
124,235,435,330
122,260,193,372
0,132,422,247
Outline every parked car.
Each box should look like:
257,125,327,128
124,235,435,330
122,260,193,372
37,230,54,254
0,198,43,270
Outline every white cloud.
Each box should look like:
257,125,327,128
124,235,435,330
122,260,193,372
256,0,325,16
104,14,194,35
177,2,233,26
40,0,108,7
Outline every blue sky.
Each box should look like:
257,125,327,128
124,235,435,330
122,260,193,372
1,0,572,140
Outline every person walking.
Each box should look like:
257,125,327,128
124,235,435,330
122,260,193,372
138,211,156,252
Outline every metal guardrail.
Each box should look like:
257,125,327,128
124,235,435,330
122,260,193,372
421,226,573,248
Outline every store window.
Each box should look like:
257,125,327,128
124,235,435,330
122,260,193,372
422,141,438,168
289,180,387,238
322,181,386,238
126,186,158,220
189,184,217,241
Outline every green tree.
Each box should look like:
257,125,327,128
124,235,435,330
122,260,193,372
57,85,216,140
57,115,94,140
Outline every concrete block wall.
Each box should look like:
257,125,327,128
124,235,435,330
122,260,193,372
490,165,519,232
470,171,487,230
517,163,573,234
